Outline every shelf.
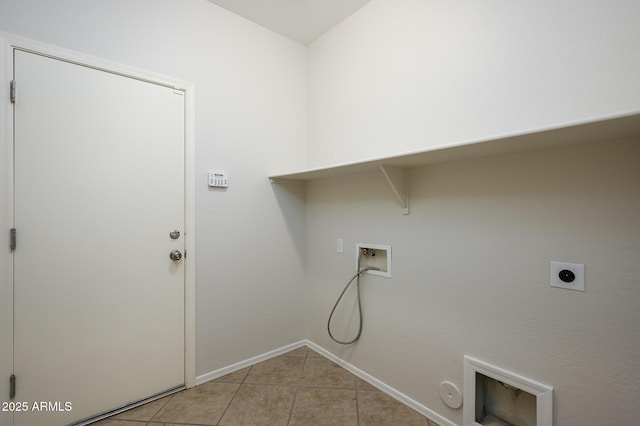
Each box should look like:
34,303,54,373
269,111,640,214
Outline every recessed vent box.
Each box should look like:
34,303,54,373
464,356,553,426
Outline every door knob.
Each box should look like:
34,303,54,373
169,250,183,261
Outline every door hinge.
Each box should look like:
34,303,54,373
10,80,15,104
10,374,16,399
10,228,16,251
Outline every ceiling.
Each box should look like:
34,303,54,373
207,0,371,45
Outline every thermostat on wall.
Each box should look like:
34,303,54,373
208,171,228,188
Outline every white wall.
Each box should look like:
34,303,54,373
0,1,307,419
305,1,640,424
307,0,640,167
305,139,640,425
3,1,639,425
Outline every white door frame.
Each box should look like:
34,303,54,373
0,33,197,413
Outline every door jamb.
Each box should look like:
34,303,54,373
0,33,197,408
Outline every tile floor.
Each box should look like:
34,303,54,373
93,345,439,426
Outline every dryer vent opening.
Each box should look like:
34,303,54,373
464,356,553,426
475,372,537,426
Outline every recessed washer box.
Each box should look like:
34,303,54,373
356,243,391,278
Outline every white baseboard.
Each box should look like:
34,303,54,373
196,339,456,426
304,341,457,426
195,340,306,385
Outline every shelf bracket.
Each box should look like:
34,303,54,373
379,164,409,215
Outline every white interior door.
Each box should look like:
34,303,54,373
12,49,185,425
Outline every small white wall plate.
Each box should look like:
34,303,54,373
439,380,463,409
208,171,228,188
550,261,585,292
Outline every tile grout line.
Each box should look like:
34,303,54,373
129,345,437,426
285,349,308,425
146,392,175,424
213,363,254,425
355,377,361,426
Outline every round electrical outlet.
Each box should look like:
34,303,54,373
559,269,576,283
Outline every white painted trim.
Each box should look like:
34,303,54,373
183,69,197,389
196,339,455,426
305,341,457,426
0,32,192,91
196,341,307,385
0,32,197,392
0,31,14,426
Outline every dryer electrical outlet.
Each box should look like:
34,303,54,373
550,261,585,292
356,243,392,278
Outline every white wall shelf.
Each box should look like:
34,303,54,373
269,111,640,213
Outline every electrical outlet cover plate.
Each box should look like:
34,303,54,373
550,261,585,292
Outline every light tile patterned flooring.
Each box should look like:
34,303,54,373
94,345,438,426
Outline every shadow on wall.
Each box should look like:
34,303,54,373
270,179,306,264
